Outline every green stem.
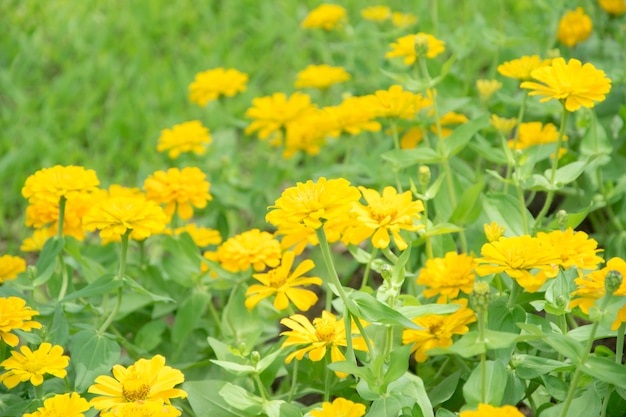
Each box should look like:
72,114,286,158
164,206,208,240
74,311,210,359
390,120,403,192
206,295,223,337
478,309,487,403
360,248,379,290
56,196,66,239
253,372,269,403
533,105,569,231
97,232,130,335
57,253,69,301
507,281,522,310
324,352,332,402
287,360,299,402
423,202,434,260
381,246,399,264
616,323,625,365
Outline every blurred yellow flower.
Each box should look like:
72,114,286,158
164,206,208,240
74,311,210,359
536,228,603,271
101,401,181,417
21,227,54,252
475,235,560,292
23,392,90,417
569,257,626,315
489,115,518,136
266,177,361,230
188,67,248,106
22,165,100,205
274,211,355,255
400,110,468,149
0,342,69,388
476,79,502,102
598,0,626,15
557,7,592,47
483,221,506,242
391,11,418,27
521,57,611,112
204,229,281,273
0,255,26,283
283,111,329,159
386,33,445,65
460,403,525,417
301,4,347,30
497,55,551,81
156,120,212,159
83,195,168,241
402,300,476,362
368,85,432,119
322,96,382,137
310,397,367,417
510,122,567,150
245,92,317,141
88,355,187,412
26,191,97,241
361,5,390,22
295,64,350,89
343,186,424,250
0,297,42,347
417,252,476,303
245,251,322,311
164,223,222,247
143,167,212,220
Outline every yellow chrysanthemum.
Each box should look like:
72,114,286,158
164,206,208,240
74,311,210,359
88,355,187,412
417,252,476,303
536,228,603,271
143,167,212,220
475,235,561,292
489,115,518,136
245,251,322,311
391,12,418,28
460,403,525,417
361,6,390,22
402,300,476,362
266,177,361,230
509,122,567,151
399,110,467,149
0,296,42,347
274,211,356,255
0,255,27,283
557,7,593,47
21,227,54,252
101,401,181,417
26,191,98,241
0,342,69,388
295,64,351,89
23,392,91,417
386,33,445,65
283,111,330,159
476,79,502,102
163,223,222,248
322,96,382,137
598,0,626,15
569,257,626,315
83,195,168,241
483,221,506,242
368,85,432,120
301,4,347,30
343,186,424,250
156,120,212,159
106,185,144,198
497,55,551,81
188,67,248,106
310,397,367,417
203,229,281,273
521,58,611,112
280,311,368,374
245,92,317,141
22,165,100,205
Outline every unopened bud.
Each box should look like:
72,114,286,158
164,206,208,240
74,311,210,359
556,210,568,229
471,281,491,312
418,165,431,189
605,270,623,294
250,351,261,365
414,34,430,57
27,265,37,281
555,295,567,310
381,264,393,281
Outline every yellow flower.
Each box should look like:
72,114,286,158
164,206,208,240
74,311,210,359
460,403,525,417
417,252,476,303
283,111,330,159
569,257,626,314
280,311,368,370
83,195,168,241
343,186,424,250
536,228,603,271
22,165,100,205
88,355,187,412
613,304,626,331
489,115,518,136
101,401,181,417
266,177,361,230
386,33,445,65
163,223,222,247
310,397,367,417
156,120,212,159
476,79,502,102
21,227,54,252
23,392,91,417
0,342,69,388
368,85,432,119
401,111,468,148
26,191,98,241
391,12,418,28
295,64,350,89
301,4,347,30
322,96,382,137
361,6,390,22
245,92,317,141
557,7,592,47
497,55,551,81
143,167,212,220
402,300,476,362
521,57,611,112
475,235,561,292
509,122,567,151
598,0,626,15
274,211,355,255
106,185,144,198
0,255,27,283
204,229,281,273
0,296,42,346
483,221,506,242
245,251,322,311
188,67,248,106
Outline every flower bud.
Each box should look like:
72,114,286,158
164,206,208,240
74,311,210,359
250,351,261,365
471,281,491,312
556,210,568,229
605,270,623,294
418,165,431,189
414,33,430,57
381,264,393,281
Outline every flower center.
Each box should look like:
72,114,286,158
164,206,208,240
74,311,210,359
23,359,44,374
313,317,336,342
369,201,397,224
122,375,151,402
267,269,288,288
426,317,445,339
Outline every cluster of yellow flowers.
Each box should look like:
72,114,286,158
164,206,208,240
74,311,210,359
300,4,419,31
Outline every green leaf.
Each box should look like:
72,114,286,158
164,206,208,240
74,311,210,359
184,380,263,417
488,298,525,333
69,329,121,392
428,370,461,406
33,237,65,286
436,409,457,417
346,290,420,329
62,273,122,302
398,304,459,319
161,234,202,288
580,112,612,156
442,114,490,157
45,303,69,347
541,374,569,401
541,384,601,417
547,160,588,187
381,147,442,169
172,292,211,360
125,277,175,303
514,355,570,379
448,181,484,225
382,344,413,389
463,360,508,406
135,320,167,351
211,360,256,376
482,192,529,236
580,356,626,389
420,222,463,237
